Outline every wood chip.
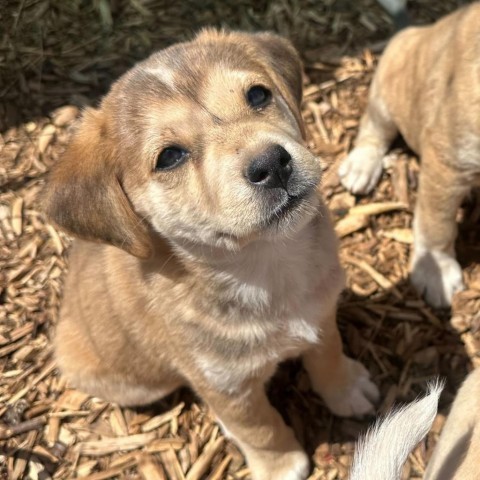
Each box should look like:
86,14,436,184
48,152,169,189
141,402,185,433
343,254,403,299
145,437,186,452
56,389,90,411
80,457,138,480
335,214,369,237
109,405,129,436
7,359,56,405
75,431,157,456
12,430,37,480
138,454,167,480
11,197,23,236
46,224,64,255
207,453,232,480
0,415,47,440
38,124,57,154
186,436,224,480
75,460,98,477
392,157,410,205
349,201,408,216
380,228,414,244
160,448,186,480
52,105,79,127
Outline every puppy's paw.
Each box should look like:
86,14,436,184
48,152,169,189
320,358,379,417
249,448,310,480
272,450,310,480
338,146,384,194
411,250,464,308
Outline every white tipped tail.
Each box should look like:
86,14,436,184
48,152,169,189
350,380,444,480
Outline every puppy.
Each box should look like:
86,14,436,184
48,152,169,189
42,30,379,480
338,4,480,307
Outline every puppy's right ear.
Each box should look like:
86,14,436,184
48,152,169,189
42,108,152,259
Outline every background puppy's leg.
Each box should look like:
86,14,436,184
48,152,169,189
451,423,480,480
339,83,398,195
411,144,468,307
302,310,379,417
425,369,480,480
199,380,309,480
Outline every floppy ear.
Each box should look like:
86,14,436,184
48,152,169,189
42,108,153,259
253,33,305,138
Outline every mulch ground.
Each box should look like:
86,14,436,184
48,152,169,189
1,0,479,479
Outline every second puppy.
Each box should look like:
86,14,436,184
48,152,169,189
339,3,480,307
43,30,379,480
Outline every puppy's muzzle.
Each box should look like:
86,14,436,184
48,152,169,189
246,144,292,191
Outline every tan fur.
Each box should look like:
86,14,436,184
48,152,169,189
42,30,379,480
425,368,480,480
339,3,480,307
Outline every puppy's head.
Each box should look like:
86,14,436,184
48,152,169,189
43,30,322,257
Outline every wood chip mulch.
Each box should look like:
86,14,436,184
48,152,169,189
1,1,479,479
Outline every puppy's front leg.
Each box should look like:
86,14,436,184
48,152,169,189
411,144,468,307
303,310,379,417
339,86,398,195
199,379,309,480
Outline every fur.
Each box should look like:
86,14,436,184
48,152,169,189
351,381,443,480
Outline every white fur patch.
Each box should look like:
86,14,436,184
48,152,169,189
146,66,176,89
411,218,464,307
457,131,480,171
191,220,344,394
279,453,310,480
338,145,385,194
287,317,319,344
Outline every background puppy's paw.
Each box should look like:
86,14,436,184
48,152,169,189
411,250,464,308
338,146,384,194
276,450,310,480
320,358,379,417
250,448,310,480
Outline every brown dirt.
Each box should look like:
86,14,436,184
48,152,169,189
1,1,479,479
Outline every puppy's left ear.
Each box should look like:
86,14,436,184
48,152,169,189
253,33,305,137
42,108,153,259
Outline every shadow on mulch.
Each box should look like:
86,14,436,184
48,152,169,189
2,0,391,131
2,0,474,132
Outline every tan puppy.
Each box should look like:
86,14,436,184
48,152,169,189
338,3,480,307
42,30,379,480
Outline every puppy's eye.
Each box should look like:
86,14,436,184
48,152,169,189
246,85,272,109
155,147,188,170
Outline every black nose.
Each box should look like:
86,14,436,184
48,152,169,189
246,145,293,189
